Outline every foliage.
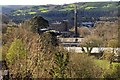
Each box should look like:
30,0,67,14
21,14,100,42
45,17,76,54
107,39,118,48
78,27,91,37
24,16,49,33
5,38,29,79
81,35,103,55
68,53,103,78
2,15,119,79
94,60,110,70
101,52,114,61
49,48,69,78
113,64,120,78
103,64,120,79
6,39,26,64
95,59,120,79
3,25,59,78
107,39,118,53
40,31,58,47
3,25,120,78
92,21,118,47
2,27,18,45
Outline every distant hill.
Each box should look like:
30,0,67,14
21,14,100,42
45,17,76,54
2,7,13,14
0,13,10,23
4,2,119,26
2,5,33,14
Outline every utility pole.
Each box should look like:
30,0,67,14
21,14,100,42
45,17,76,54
74,5,78,37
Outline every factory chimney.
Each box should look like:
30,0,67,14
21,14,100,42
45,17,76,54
74,5,78,37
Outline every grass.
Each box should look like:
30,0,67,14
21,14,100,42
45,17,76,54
16,14,21,16
85,6,97,10
94,59,120,69
68,4,75,8
28,12,37,14
41,10,49,13
94,60,110,69
112,62,120,69
38,8,49,13
59,5,75,11
16,10,23,13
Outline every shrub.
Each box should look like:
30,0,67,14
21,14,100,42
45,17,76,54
6,38,26,64
49,48,69,78
67,53,103,78
103,64,120,79
6,38,28,79
23,16,49,33
3,26,60,78
101,52,114,61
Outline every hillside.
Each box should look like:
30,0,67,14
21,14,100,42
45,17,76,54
1,5,32,14
0,13,10,23
4,2,119,26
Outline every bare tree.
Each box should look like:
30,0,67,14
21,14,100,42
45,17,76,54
81,35,103,55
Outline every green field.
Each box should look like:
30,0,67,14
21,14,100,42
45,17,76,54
28,12,37,14
94,59,120,70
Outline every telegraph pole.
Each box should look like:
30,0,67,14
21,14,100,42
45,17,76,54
74,5,78,37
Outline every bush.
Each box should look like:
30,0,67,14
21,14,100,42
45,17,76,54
6,38,26,64
49,47,69,78
3,26,60,78
23,16,49,33
101,52,114,61
6,38,28,79
67,53,103,78
103,64,120,79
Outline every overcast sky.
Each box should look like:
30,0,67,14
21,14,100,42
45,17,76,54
0,0,119,5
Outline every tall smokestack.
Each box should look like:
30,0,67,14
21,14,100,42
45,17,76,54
74,5,78,37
